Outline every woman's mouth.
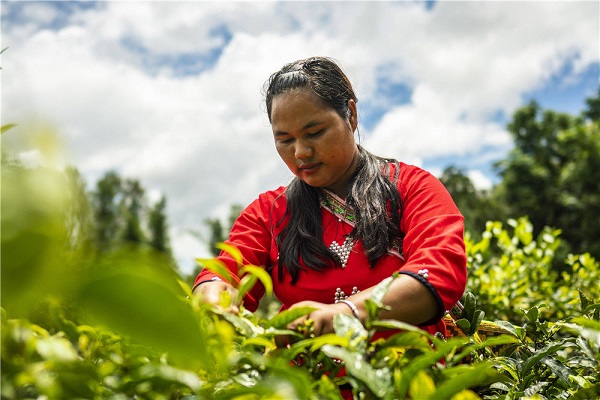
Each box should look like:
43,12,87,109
299,163,320,175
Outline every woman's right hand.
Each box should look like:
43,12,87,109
193,281,240,313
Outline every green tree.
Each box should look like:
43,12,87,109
91,171,174,257
494,94,600,259
440,166,507,237
583,87,600,122
121,179,146,244
204,204,243,257
92,171,122,251
148,195,171,253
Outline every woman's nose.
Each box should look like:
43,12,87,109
294,141,313,159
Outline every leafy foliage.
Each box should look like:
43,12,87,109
466,217,599,325
3,162,598,399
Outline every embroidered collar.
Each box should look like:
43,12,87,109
319,189,404,260
320,189,356,225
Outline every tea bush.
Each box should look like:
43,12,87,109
2,140,598,399
466,218,599,324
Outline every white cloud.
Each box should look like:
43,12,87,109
467,169,493,191
2,1,597,274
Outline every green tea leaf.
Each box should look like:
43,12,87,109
308,333,349,352
138,364,203,391
322,345,392,398
237,274,258,301
494,320,518,337
334,313,368,351
455,319,471,335
408,370,435,399
370,274,396,306
217,310,263,338
76,270,206,370
240,265,273,297
541,356,574,385
522,342,565,374
463,292,476,321
371,319,435,341
470,310,485,335
243,336,277,351
525,307,539,323
194,258,234,285
435,361,508,399
1,123,16,134
264,307,316,329
216,242,244,267
378,331,432,351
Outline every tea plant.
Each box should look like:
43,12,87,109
466,218,600,325
2,138,598,399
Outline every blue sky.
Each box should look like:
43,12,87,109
2,1,598,272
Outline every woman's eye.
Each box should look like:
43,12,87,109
308,130,324,138
279,138,293,144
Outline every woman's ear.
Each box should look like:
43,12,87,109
348,99,358,131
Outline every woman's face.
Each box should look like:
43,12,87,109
270,88,359,197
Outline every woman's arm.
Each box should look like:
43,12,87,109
286,274,436,336
193,190,283,311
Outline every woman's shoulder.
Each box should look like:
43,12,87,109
256,185,287,202
388,161,431,182
236,186,288,224
245,185,288,215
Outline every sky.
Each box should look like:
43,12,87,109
2,1,598,274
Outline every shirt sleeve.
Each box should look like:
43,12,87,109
397,165,467,324
193,192,277,311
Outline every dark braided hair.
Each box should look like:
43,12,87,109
264,57,402,284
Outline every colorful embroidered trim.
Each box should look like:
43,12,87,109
320,191,356,225
320,190,404,260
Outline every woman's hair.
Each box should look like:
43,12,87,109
263,57,403,284
265,57,356,122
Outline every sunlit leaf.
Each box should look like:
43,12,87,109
522,342,567,374
216,242,244,267
194,258,234,285
450,389,481,400
435,361,508,399
240,265,273,297
242,336,277,352
322,344,391,398
217,310,263,337
36,336,79,362
237,274,258,301
370,274,396,306
408,370,435,399
370,319,435,341
76,267,206,370
378,331,432,351
309,333,349,352
334,313,368,351
264,307,316,329
1,123,16,134
138,364,203,391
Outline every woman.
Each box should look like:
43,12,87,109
193,56,466,340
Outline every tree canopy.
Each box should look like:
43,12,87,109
442,90,600,260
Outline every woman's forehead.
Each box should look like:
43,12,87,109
271,90,334,131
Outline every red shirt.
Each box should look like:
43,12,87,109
194,162,467,337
